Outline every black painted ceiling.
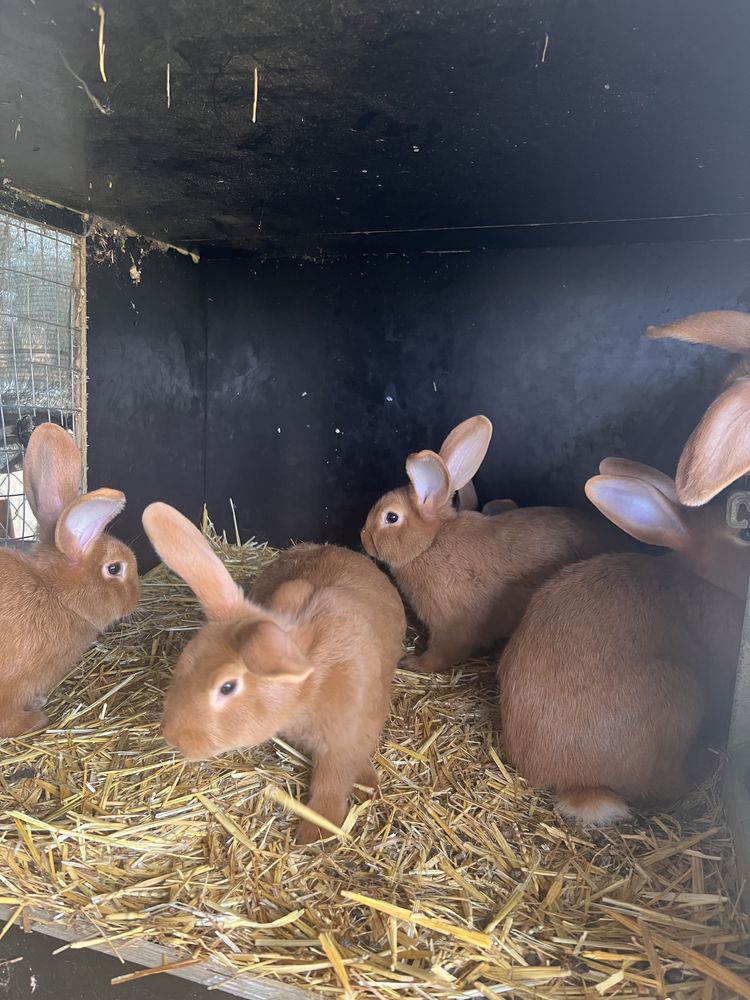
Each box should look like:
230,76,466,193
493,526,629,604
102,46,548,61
1,0,750,255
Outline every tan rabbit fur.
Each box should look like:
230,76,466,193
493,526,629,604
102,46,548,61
361,415,625,673
0,425,139,738
142,503,406,844
501,486,747,824
501,309,750,824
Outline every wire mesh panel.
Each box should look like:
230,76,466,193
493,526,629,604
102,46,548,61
0,210,85,544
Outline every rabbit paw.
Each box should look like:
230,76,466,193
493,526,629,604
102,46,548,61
296,818,334,845
296,794,347,845
352,762,379,801
400,652,452,674
0,709,49,738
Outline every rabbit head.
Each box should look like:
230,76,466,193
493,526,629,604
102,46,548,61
46,490,140,625
586,460,750,601
25,423,139,624
142,503,314,761
361,415,492,568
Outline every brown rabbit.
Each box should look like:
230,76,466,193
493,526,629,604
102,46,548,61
361,415,624,673
142,503,406,844
0,424,140,737
500,459,749,824
647,309,750,505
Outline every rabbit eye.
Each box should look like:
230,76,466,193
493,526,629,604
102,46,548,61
106,562,123,576
219,680,238,697
738,528,750,543
385,511,399,524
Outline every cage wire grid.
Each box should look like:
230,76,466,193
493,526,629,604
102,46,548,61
0,209,85,544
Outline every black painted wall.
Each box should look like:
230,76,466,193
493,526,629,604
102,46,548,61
86,241,206,565
201,240,746,549
83,237,748,562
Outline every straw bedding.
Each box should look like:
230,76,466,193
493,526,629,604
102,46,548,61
0,527,748,998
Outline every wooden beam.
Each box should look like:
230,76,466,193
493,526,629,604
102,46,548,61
0,904,317,1000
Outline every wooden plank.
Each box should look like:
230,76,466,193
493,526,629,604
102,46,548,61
722,591,750,913
75,223,88,493
730,582,750,753
724,751,750,914
0,904,317,1000
726,580,750,914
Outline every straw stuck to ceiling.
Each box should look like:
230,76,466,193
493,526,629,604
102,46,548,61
0,524,748,998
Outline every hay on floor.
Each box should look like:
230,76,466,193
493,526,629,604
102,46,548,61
0,525,749,998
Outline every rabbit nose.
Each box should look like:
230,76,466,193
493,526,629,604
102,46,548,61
163,725,210,761
161,716,186,752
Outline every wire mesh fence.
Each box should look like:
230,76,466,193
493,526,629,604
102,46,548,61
0,210,85,544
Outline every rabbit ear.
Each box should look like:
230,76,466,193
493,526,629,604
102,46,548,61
406,450,452,514
598,458,678,503
439,415,493,491
482,498,518,515
646,309,750,504
142,502,246,619
674,377,750,506
456,481,478,511
239,620,313,684
585,475,688,550
55,489,126,558
23,423,81,544
647,310,750,355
